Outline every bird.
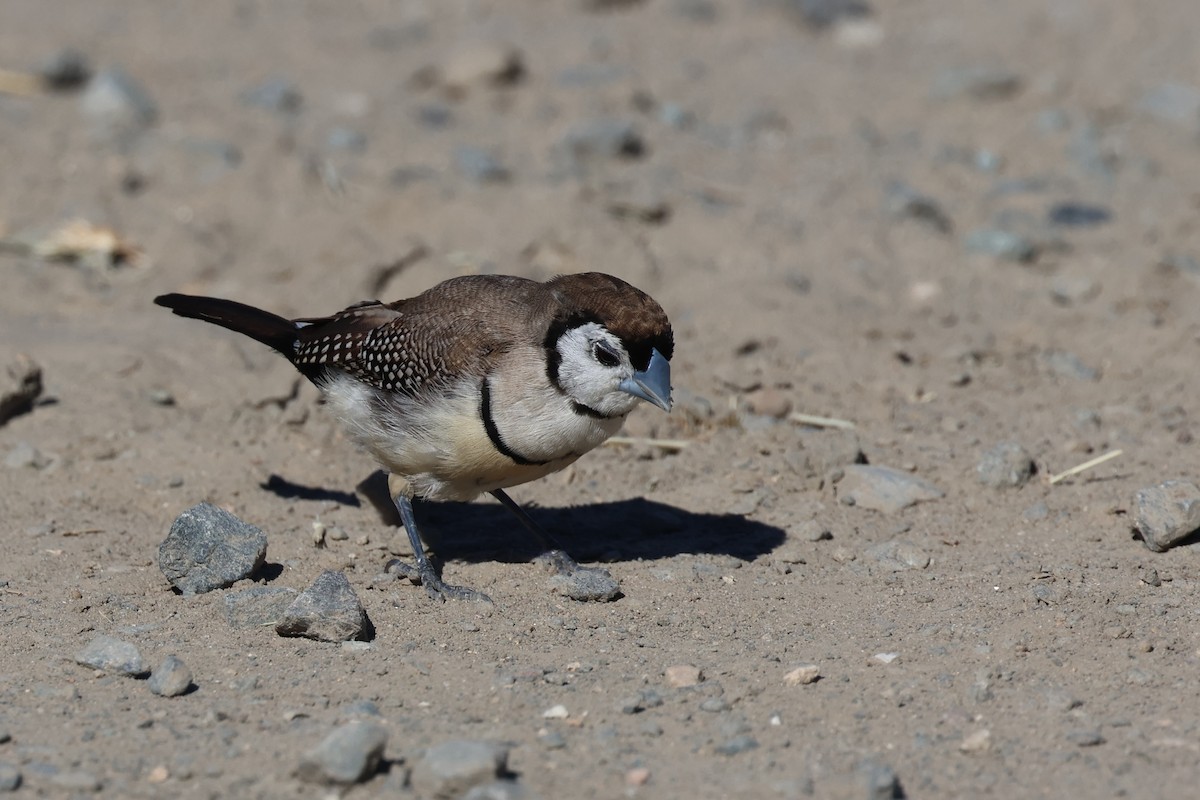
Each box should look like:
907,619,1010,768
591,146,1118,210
154,272,674,602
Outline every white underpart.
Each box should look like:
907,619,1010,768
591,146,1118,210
318,329,633,502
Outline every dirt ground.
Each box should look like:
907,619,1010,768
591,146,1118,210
3,0,1200,797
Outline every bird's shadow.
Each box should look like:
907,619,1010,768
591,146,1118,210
355,470,785,564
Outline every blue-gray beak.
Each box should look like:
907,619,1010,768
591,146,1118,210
619,347,672,412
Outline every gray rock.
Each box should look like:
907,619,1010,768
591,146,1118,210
559,119,645,164
294,720,388,785
934,65,1022,101
39,48,91,90
74,634,148,677
0,353,42,425
224,586,299,628
1048,202,1111,227
411,740,509,799
837,465,944,513
80,67,157,139
884,180,952,234
276,570,370,642
866,539,930,570
4,442,50,470
1133,480,1200,552
240,77,302,113
0,763,20,792
1041,350,1099,382
454,146,509,183
326,127,367,153
1066,729,1105,747
976,442,1035,488
965,228,1037,262
148,655,193,697
439,41,524,93
462,780,539,800
1137,83,1200,127
715,735,758,755
548,566,621,602
158,502,268,595
785,0,872,29
858,759,904,800
49,770,101,792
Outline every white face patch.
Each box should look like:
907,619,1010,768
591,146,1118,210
554,322,642,418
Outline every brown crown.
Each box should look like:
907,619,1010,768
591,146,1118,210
547,273,674,368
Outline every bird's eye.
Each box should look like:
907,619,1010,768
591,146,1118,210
592,342,621,367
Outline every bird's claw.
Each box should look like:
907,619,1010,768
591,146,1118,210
385,558,492,604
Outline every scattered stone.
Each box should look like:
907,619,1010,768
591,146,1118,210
626,766,652,786
959,728,992,753
224,586,299,628
0,762,19,791
548,566,621,602
873,652,899,665
39,48,91,90
295,720,388,785
858,760,903,800
783,664,821,686
4,442,50,470
1050,274,1100,306
50,770,101,792
976,441,1035,488
462,780,538,800
158,502,268,595
715,735,759,756
884,180,953,234
326,127,367,153
837,465,944,513
1137,83,1200,127
1066,729,1105,747
965,228,1038,262
80,67,157,139
240,77,302,113
785,0,872,30
665,664,703,688
700,697,730,713
934,65,1022,101
439,41,524,94
867,539,930,570
1041,350,1099,382
454,146,509,183
0,353,43,425
559,119,645,165
1132,480,1200,552
411,740,509,800
538,730,567,749
148,655,193,697
542,704,569,719
744,387,793,419
276,570,370,642
74,634,148,677
1048,202,1111,227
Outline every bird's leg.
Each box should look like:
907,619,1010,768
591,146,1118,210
385,478,491,603
489,488,581,575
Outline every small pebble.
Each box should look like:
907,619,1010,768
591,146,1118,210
1132,480,1200,552
866,539,931,570
538,730,567,749
294,721,388,785
837,465,944,514
548,566,620,602
0,763,20,792
744,387,793,419
665,664,703,687
976,441,1035,488
158,502,268,595
149,655,193,697
960,728,992,753
0,353,43,426
542,704,569,719
411,740,509,799
240,77,302,112
625,766,651,786
783,664,820,686
439,41,524,93
873,652,899,665
455,146,509,183
74,634,148,677
1066,730,1105,747
700,697,730,713
4,442,50,470
50,770,102,791
39,48,91,90
965,228,1037,262
715,735,759,756
80,67,157,140
276,570,370,642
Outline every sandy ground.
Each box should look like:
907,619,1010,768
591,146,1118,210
4,0,1200,797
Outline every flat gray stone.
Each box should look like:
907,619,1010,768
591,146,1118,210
838,465,944,513
80,67,157,140
276,571,369,642
158,503,268,595
294,720,388,785
0,762,21,792
866,539,930,570
74,634,148,677
548,566,621,602
976,441,1035,488
148,655,193,697
1133,480,1200,552
411,740,509,800
224,586,299,628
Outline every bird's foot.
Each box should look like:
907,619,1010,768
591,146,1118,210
536,550,622,602
385,558,492,604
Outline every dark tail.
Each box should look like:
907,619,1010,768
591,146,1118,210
154,293,298,360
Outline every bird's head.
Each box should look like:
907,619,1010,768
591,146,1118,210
543,273,674,419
